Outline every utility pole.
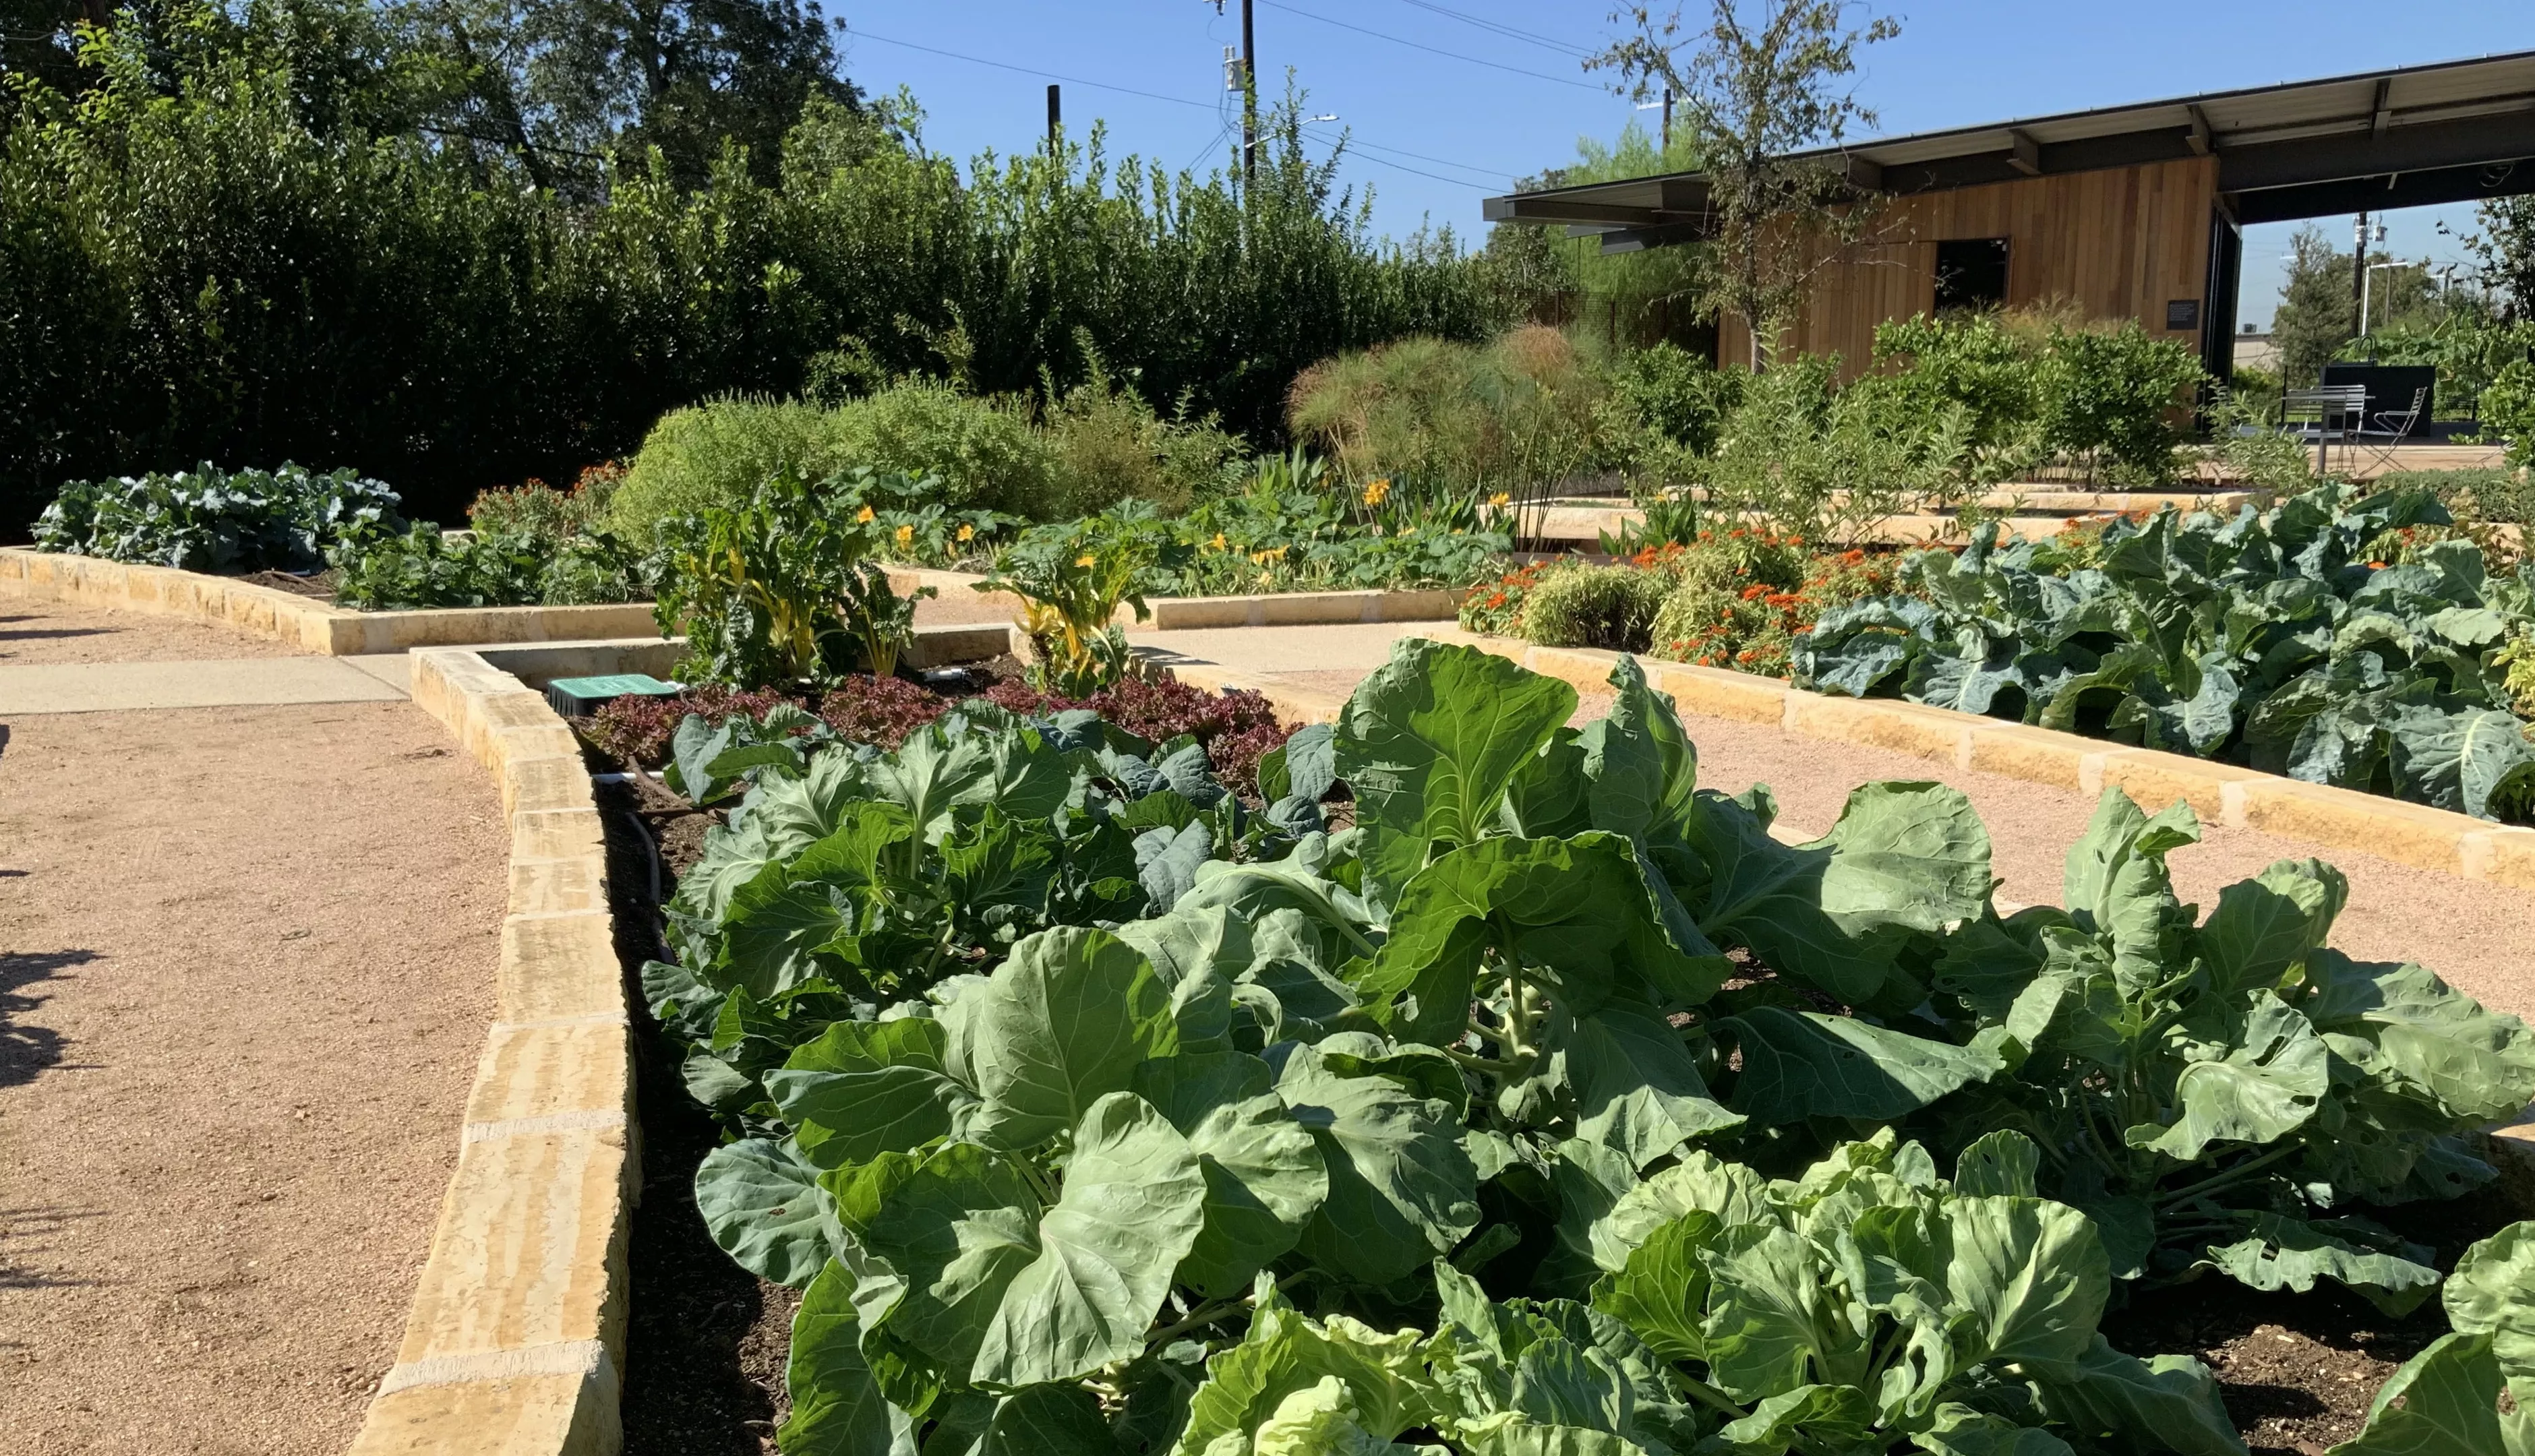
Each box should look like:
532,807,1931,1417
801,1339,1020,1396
2353,211,2368,321
1046,84,1061,158
1241,0,1257,183
1661,86,1672,154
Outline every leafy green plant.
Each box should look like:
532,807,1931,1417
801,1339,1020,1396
608,397,864,536
1694,355,1984,543
1517,562,1672,651
328,522,653,609
1799,483,2535,821
2481,359,2535,469
650,471,920,688
2327,1221,2535,1455
978,505,1179,696
35,462,402,572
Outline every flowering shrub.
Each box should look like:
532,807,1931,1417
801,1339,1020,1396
1646,529,1899,677
1457,559,1550,636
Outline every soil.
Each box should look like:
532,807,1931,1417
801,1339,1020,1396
0,603,302,665
0,693,507,1454
237,568,340,601
596,782,797,1451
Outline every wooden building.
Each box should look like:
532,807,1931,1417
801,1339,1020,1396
1485,51,2535,380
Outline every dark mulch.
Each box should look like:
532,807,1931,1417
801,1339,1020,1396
596,781,795,1451
237,568,338,600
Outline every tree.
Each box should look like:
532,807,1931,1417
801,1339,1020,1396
2464,196,2535,323
2271,224,2355,387
1584,0,1898,367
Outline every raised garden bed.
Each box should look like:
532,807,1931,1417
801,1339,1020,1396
577,636,2535,1456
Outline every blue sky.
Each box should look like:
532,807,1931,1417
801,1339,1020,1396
840,1,2530,329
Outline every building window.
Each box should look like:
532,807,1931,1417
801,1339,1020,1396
1934,238,2010,311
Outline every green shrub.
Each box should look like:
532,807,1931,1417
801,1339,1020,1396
329,523,653,609
2034,322,2207,481
1040,362,1245,515
829,379,1065,518
2482,358,2535,468
608,398,857,535
469,464,624,539
650,471,920,688
1597,341,1739,480
1286,324,1607,492
1696,355,1982,539
1516,562,1671,651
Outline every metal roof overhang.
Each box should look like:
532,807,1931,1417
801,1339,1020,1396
1488,49,2535,250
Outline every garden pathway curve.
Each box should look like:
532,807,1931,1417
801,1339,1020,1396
0,599,508,1455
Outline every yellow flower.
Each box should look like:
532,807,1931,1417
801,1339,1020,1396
1075,553,1098,568
956,522,976,542
1209,532,1228,551
894,524,914,547
1488,491,1511,508
854,505,875,524
1361,478,1392,507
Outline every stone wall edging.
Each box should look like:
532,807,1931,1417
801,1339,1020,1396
881,564,1464,630
0,547,662,655
347,648,633,1456
1420,628,2535,891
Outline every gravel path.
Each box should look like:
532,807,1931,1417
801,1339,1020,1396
0,602,303,665
0,603,506,1454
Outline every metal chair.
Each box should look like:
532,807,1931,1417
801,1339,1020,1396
2352,385,2430,478
2280,384,2368,476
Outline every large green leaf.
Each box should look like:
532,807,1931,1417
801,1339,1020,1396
2061,789,2200,994
2387,706,2535,820
1943,1195,2106,1368
1334,637,1578,903
779,1258,918,1456
977,1383,1121,1454
1698,1223,1859,1402
1590,1210,1721,1364
2443,1221,2535,1369
1919,1403,2079,1456
1578,656,1700,845
1178,1296,1438,1452
943,926,1180,1149
693,1137,835,1288
2193,1213,2439,1316
1561,998,1743,1167
1134,1051,1331,1298
2323,1332,2509,1456
860,1094,1207,1387
2137,992,2327,1161
1274,1041,1480,1285
767,1017,984,1170
2197,859,2346,996
1348,832,1727,1045
1718,1006,2005,1125
2302,952,2535,1124
2030,1336,2246,1456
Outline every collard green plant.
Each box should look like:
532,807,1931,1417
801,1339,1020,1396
2327,1221,2535,1455
1798,483,2535,822
35,462,402,572
641,637,2535,1455
328,522,653,609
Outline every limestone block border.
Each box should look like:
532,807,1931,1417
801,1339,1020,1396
0,547,660,655
1422,628,2535,891
882,565,1464,630
348,648,634,1455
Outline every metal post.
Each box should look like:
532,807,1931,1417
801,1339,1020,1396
1241,0,1257,183
1661,87,1672,154
1046,84,1060,157
2352,211,2368,322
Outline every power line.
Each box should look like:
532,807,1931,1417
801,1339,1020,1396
849,28,1220,112
1383,0,1597,59
1303,133,1489,189
1252,0,1604,91
1302,122,1510,183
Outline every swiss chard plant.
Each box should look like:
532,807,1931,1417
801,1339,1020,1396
1797,483,2535,821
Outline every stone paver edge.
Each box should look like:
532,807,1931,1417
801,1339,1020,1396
344,648,632,1456
1417,628,2535,893
0,547,659,655
882,565,1464,629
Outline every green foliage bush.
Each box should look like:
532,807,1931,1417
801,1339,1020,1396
329,523,653,609
34,462,401,572
1517,561,1672,650
607,397,862,535
1596,340,1741,480
650,471,924,687
825,379,1062,518
1286,325,1606,492
2,16,1493,533
2482,358,2535,468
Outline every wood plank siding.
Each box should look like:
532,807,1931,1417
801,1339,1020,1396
1717,154,2219,376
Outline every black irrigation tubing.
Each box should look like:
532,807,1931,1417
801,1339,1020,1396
618,806,671,953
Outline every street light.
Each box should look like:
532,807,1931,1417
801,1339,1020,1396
2360,258,2411,338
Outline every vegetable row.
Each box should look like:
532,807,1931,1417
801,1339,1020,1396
638,638,2535,1455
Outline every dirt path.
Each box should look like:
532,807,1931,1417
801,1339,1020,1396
0,603,506,1454
0,602,303,665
